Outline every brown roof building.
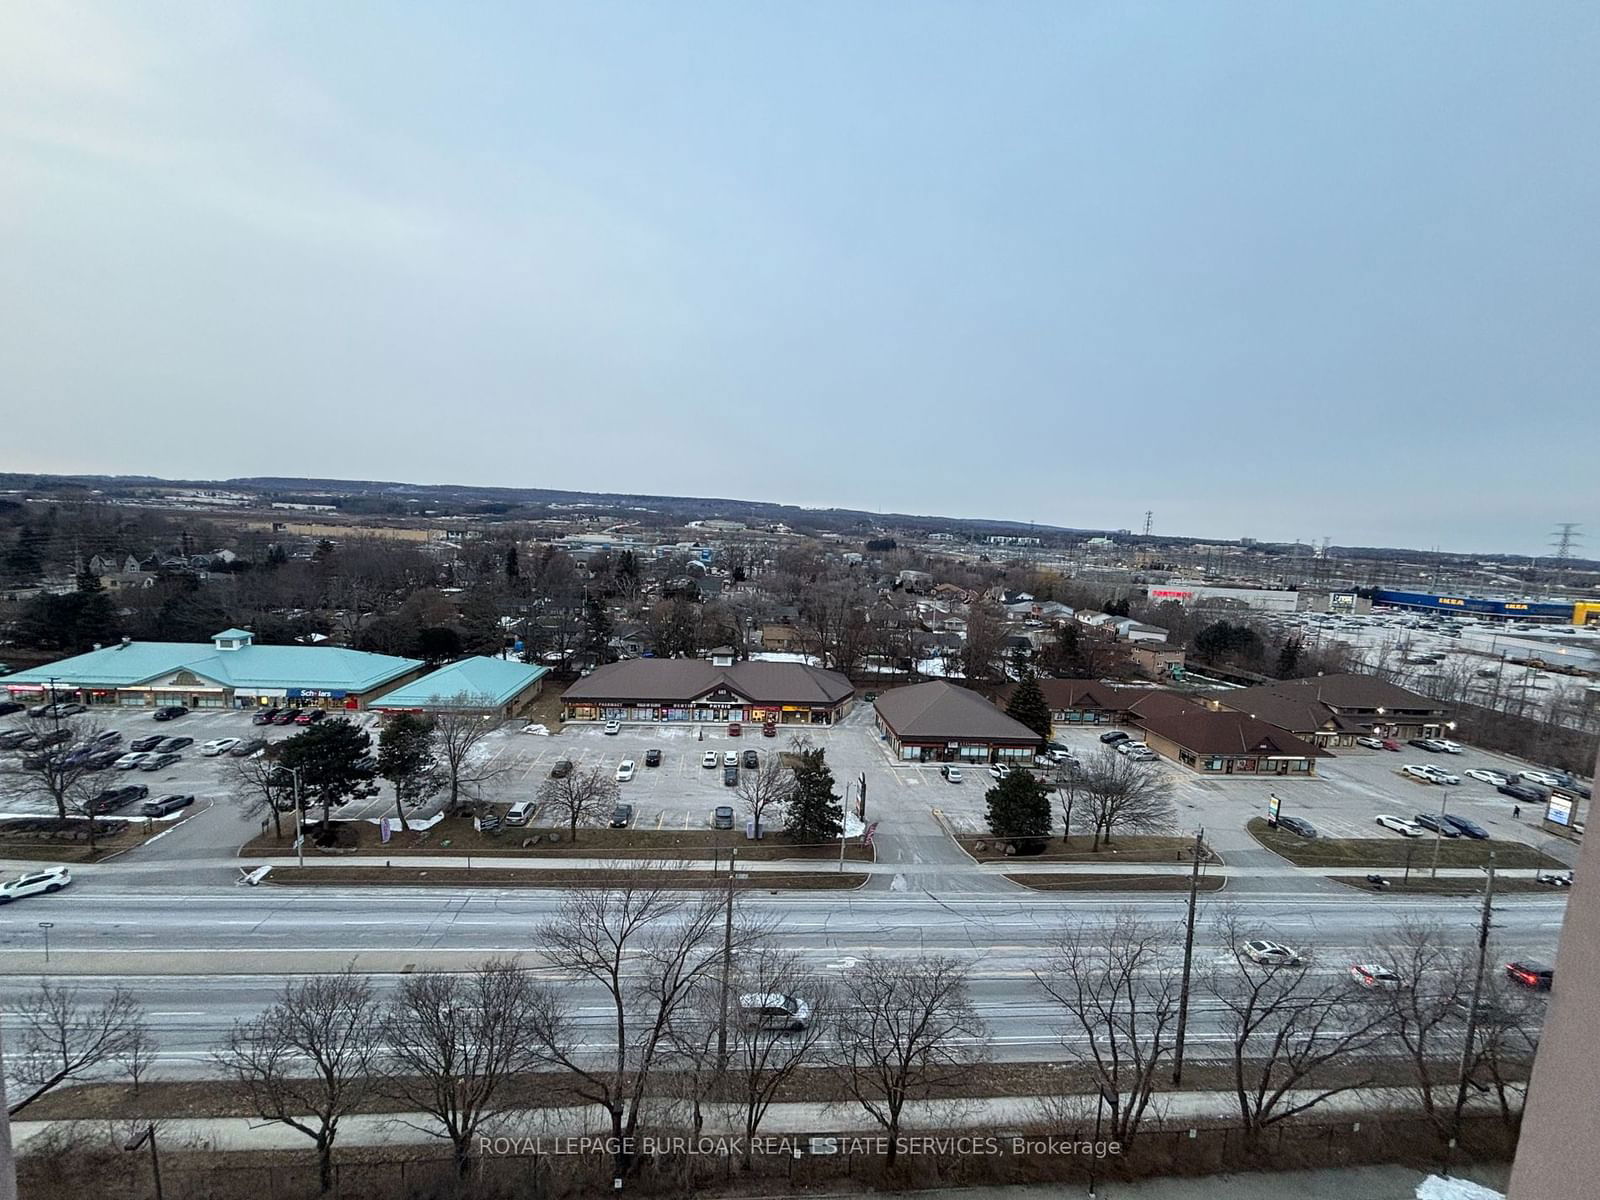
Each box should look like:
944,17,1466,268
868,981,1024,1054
875,680,1043,764
1200,673,1452,745
561,659,853,726
1135,708,1326,776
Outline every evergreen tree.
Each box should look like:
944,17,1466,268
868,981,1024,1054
581,595,617,665
786,749,843,843
505,544,520,581
275,718,379,833
984,766,1052,843
376,713,439,832
1004,674,1053,740
1276,637,1303,679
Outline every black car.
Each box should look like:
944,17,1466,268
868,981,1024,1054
741,749,759,769
252,707,282,725
89,784,149,813
89,730,122,746
1275,815,1317,838
609,803,634,828
158,736,194,753
0,701,24,717
130,734,166,752
153,705,188,721
229,738,269,757
21,750,62,769
272,709,301,725
140,752,182,772
644,748,662,767
1505,960,1554,991
713,805,735,830
1412,812,1460,837
140,794,195,817
1442,814,1489,839
84,749,123,770
1408,738,1439,752
1497,781,1545,803
723,765,739,787
0,729,34,750
1099,730,1130,745
549,759,574,779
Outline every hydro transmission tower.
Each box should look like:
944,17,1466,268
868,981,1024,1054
1549,523,1581,588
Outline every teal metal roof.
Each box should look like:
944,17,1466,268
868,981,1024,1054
214,628,254,640
373,657,548,709
0,641,423,693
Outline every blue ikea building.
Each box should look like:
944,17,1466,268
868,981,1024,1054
1371,589,1577,623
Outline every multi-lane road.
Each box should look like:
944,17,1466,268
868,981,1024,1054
0,881,1568,1076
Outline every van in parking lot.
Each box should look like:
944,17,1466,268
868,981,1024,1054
505,801,535,827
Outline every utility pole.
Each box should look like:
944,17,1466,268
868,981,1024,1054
292,768,306,869
1430,787,1450,878
1170,827,1206,1085
715,847,737,1075
1450,855,1497,1152
0,1020,18,1200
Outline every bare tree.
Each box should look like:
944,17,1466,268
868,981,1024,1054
122,1021,160,1098
524,867,742,1177
1076,748,1176,851
736,756,793,839
1208,910,1391,1136
1470,982,1542,1133
1355,920,1472,1137
431,699,511,814
536,765,619,842
720,945,831,1168
382,960,545,1175
6,981,150,1116
959,598,1006,682
1036,912,1178,1145
214,971,382,1194
4,717,109,849
827,953,988,1169
228,749,291,840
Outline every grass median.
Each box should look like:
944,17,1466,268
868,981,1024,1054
956,833,1218,864
263,865,869,890
1005,872,1227,893
1247,817,1561,870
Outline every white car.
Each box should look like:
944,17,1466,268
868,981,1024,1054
1466,769,1508,786
1350,963,1402,989
1124,746,1157,762
114,752,152,770
201,738,240,757
1434,740,1464,754
723,751,739,767
989,764,1008,780
701,752,718,769
615,760,635,782
1421,765,1460,785
1519,770,1563,788
1376,814,1425,837
603,721,621,735
1241,939,1301,966
1402,764,1439,784
1356,736,1386,749
0,865,72,904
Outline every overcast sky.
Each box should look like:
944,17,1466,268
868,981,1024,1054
2,3,1595,555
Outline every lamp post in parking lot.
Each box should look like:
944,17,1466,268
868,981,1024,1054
1430,785,1451,878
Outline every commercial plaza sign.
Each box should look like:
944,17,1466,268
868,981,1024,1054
1149,589,1193,601
1546,794,1575,828
287,688,348,700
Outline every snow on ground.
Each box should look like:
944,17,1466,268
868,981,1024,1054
1415,1175,1504,1200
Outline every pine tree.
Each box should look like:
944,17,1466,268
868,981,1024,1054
984,767,1051,843
786,750,843,843
1004,673,1053,740
505,544,520,580
376,712,439,832
1276,637,1302,679
581,596,617,665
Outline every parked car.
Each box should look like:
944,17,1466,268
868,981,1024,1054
737,992,811,1032
272,709,301,725
0,866,72,904
609,803,634,828
761,722,777,737
84,749,123,770
1099,730,1130,745
1275,816,1317,838
37,702,88,718
1498,781,1546,803
1412,812,1460,837
1380,738,1402,751
1419,764,1460,785
1443,814,1489,839
723,751,739,767
129,734,165,752
34,728,71,748
1241,939,1301,966
1434,740,1464,754
723,765,739,787
158,737,194,753
603,720,621,735
1519,769,1563,789
701,752,719,769
252,707,282,725
549,758,574,778
1376,814,1425,837
229,738,268,757
1122,745,1157,762
20,750,62,769
1349,963,1402,989
140,752,182,772
114,752,152,770
644,748,662,767
141,794,195,817
1537,871,1574,887
615,760,636,782
89,730,122,747
1408,738,1440,752
940,765,964,783
0,701,24,717
742,749,759,769
0,730,33,749
153,705,188,721
505,800,535,827
1466,769,1508,786
90,784,149,812
1356,736,1386,749
713,805,735,830
728,722,741,737
989,763,1009,780
294,709,326,725
1402,765,1438,783
1505,960,1554,990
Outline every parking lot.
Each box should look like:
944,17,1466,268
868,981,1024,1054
0,700,1581,859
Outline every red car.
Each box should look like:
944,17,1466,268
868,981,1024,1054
294,709,326,725
728,722,741,737
1381,738,1402,752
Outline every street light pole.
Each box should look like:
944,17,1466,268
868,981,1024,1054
1171,827,1205,1085
715,847,737,1076
1451,854,1497,1148
1430,786,1450,878
123,1125,163,1200
292,768,305,868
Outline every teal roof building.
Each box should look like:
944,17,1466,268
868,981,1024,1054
373,656,549,715
0,629,424,707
